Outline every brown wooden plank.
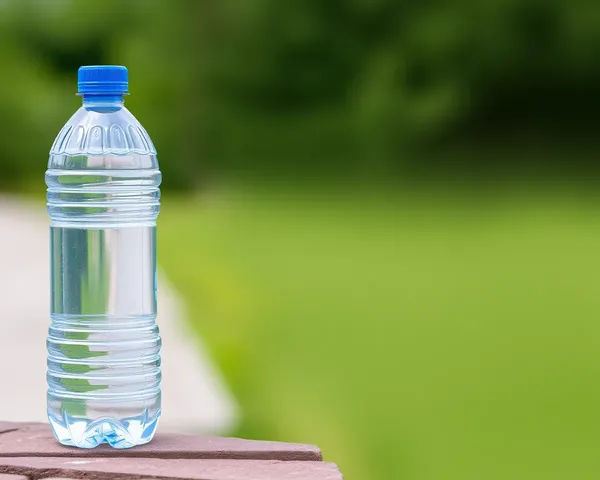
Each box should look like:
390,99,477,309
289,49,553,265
0,424,19,435
0,422,322,461
0,422,40,434
0,457,343,480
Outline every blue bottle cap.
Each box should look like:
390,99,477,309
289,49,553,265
77,65,128,94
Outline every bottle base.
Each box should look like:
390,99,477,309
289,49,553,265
48,410,161,449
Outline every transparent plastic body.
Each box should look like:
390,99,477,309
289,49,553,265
46,94,161,448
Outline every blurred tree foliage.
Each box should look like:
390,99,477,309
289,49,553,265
1,0,600,189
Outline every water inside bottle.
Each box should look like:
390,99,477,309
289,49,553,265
46,163,161,448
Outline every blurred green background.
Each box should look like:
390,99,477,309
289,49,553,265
4,0,600,478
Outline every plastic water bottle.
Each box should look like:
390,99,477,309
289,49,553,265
46,66,161,448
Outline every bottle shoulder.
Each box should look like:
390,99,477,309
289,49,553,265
50,106,156,156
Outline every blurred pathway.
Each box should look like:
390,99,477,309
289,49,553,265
0,197,237,434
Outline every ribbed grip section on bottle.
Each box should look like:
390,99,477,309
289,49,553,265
47,315,161,401
46,169,161,228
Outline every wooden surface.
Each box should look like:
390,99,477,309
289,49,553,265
0,422,342,480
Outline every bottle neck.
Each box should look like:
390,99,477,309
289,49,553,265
81,93,125,112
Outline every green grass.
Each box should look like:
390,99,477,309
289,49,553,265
158,188,600,480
